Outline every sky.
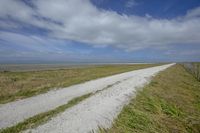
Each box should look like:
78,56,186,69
0,0,200,63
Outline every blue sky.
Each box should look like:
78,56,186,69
0,0,200,63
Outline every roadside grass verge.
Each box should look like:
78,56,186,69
0,64,160,104
106,64,200,133
182,62,200,81
0,93,92,133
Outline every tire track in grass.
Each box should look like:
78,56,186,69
25,64,174,133
0,80,125,133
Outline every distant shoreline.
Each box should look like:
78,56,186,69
0,63,154,72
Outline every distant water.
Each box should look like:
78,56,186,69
0,62,152,72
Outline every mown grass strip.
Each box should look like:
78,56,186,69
0,93,92,133
104,64,200,133
0,64,161,104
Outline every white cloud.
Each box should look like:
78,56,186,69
185,6,200,18
0,0,200,51
0,31,66,53
125,0,138,8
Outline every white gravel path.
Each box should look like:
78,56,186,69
0,64,170,129
23,63,174,133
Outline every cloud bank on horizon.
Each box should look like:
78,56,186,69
0,0,200,62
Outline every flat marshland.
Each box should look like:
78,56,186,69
106,64,200,133
0,64,171,133
0,63,159,104
1,63,199,133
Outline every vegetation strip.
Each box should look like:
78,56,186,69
105,64,200,133
0,64,160,104
182,62,200,81
0,93,92,133
0,79,124,133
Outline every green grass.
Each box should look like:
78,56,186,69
0,93,92,133
0,64,160,104
106,64,200,133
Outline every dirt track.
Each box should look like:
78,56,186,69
22,64,174,133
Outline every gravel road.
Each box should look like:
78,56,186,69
1,69,152,129
22,64,174,133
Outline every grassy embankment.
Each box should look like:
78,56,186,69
105,64,200,133
0,64,159,104
183,63,200,81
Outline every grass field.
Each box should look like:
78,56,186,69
106,64,200,133
0,64,159,104
0,64,89,72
